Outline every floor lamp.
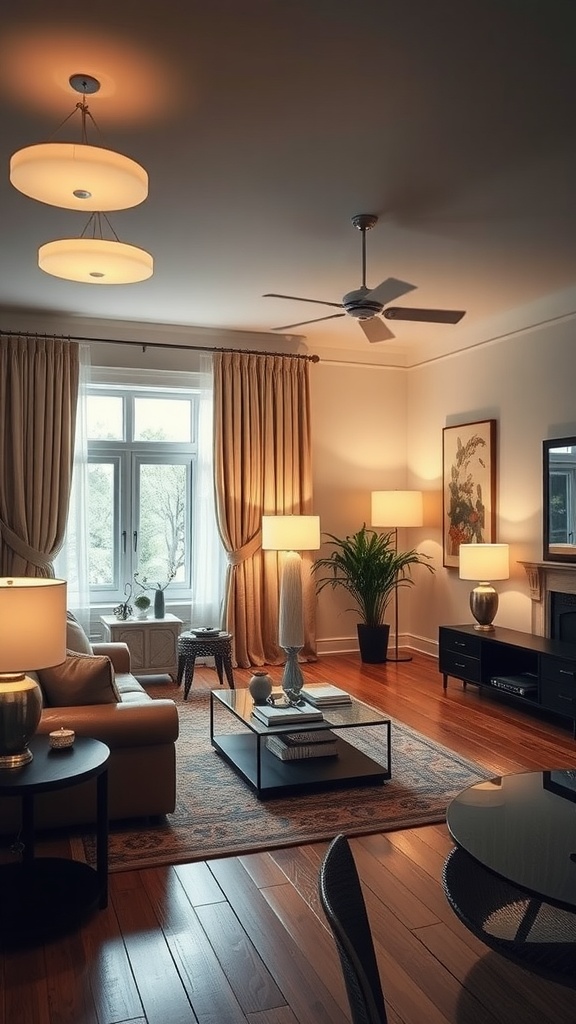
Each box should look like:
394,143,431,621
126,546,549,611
371,490,423,663
261,515,321,697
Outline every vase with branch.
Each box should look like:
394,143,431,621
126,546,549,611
133,567,177,619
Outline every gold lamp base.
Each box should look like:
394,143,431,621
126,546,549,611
0,672,43,768
469,583,499,631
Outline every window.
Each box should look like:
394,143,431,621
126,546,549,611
86,384,198,603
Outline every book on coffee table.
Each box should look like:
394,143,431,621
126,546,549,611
300,684,352,707
252,704,324,726
266,732,339,761
282,729,338,746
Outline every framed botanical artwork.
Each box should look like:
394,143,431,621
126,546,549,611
442,419,497,568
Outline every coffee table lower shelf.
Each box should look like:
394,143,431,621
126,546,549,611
212,732,390,799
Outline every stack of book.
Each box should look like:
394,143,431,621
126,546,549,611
300,684,352,707
252,703,324,727
266,729,339,761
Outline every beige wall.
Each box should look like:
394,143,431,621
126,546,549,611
310,360,407,650
405,317,576,653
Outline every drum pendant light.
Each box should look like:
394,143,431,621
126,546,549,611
10,74,148,212
38,213,153,285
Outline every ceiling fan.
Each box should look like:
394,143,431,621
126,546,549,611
264,214,466,343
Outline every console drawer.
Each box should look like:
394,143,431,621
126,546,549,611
440,650,481,683
440,629,481,659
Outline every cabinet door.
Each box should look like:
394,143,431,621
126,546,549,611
540,656,576,718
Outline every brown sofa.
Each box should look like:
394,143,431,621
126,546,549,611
0,640,179,834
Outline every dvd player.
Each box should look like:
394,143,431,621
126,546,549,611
490,674,538,697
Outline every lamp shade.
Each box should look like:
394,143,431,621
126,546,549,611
0,577,67,672
371,490,423,528
39,237,153,284
10,143,148,212
261,515,321,552
459,544,510,582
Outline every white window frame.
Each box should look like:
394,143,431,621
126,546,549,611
86,382,199,605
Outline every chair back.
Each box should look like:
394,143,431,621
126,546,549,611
318,834,388,1024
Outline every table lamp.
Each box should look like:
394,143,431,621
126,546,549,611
459,544,509,631
371,490,423,662
0,577,67,767
261,515,320,698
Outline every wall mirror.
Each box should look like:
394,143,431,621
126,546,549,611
543,436,576,562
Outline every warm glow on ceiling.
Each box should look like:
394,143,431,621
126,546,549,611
0,27,183,122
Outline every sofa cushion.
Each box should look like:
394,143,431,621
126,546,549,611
38,650,120,707
66,612,93,655
114,673,149,699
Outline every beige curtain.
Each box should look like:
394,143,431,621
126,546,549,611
0,336,79,577
213,351,316,668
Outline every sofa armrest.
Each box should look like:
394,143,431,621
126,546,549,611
92,641,131,673
38,699,179,749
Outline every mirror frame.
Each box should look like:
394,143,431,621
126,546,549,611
543,435,576,562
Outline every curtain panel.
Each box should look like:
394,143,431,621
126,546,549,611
213,351,316,668
0,336,79,577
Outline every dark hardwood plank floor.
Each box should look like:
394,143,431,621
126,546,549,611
2,650,576,1024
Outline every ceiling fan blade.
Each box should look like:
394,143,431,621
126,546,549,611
384,307,466,324
366,277,417,306
264,292,343,310
358,317,395,343
272,313,347,331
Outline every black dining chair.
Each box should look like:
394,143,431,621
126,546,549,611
318,834,389,1024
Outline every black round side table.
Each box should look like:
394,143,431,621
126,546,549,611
0,735,109,947
176,631,235,699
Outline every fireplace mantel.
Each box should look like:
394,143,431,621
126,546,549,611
520,561,576,636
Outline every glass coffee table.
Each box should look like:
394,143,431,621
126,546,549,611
210,687,391,799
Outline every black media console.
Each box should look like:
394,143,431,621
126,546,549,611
439,624,576,737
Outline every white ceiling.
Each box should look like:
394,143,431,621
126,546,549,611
1,0,575,366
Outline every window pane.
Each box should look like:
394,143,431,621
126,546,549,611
138,463,188,584
87,395,124,440
88,463,116,585
134,398,192,442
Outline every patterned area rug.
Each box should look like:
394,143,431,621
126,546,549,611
81,687,489,872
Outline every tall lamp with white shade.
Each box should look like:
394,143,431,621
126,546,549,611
459,544,510,631
0,578,67,767
261,515,320,698
371,490,424,663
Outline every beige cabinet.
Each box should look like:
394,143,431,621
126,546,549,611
100,613,182,679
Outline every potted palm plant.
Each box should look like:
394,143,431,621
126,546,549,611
311,524,434,663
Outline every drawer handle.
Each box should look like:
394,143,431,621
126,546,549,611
454,641,466,648
559,669,575,677
454,661,466,669
557,694,574,702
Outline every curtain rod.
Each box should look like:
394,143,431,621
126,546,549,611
0,328,320,363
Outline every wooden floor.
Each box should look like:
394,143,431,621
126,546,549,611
2,651,576,1024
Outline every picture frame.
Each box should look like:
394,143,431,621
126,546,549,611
442,419,497,568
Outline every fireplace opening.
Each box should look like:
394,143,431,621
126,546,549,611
550,591,576,644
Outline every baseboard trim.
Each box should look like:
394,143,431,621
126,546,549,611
316,633,438,659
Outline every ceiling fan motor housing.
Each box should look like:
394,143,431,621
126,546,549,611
342,288,383,320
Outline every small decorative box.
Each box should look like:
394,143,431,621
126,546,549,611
49,728,75,749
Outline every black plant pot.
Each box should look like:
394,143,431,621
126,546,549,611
357,623,390,664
